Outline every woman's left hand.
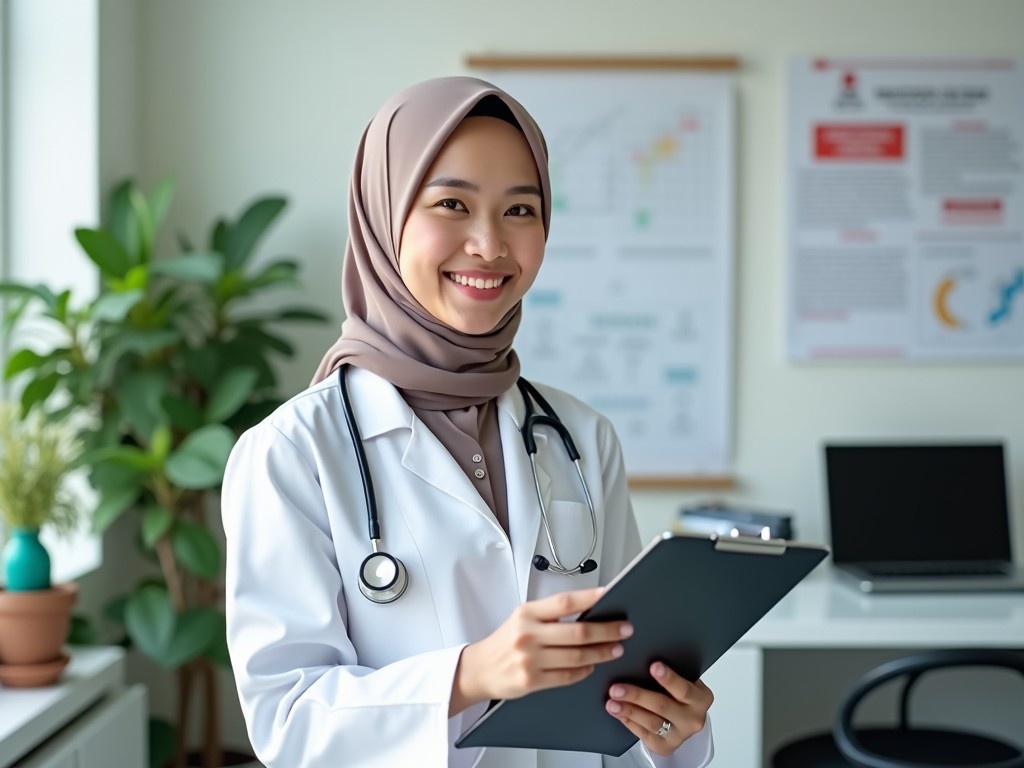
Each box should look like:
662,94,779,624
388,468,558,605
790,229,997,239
605,661,713,756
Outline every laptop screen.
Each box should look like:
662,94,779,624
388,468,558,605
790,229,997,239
825,443,1011,565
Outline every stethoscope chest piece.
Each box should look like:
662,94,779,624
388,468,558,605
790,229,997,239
358,551,409,604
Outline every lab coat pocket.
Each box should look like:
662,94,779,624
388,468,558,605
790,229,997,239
541,500,600,587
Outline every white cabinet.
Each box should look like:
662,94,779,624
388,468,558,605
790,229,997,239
0,647,146,768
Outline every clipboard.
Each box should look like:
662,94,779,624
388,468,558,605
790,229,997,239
455,531,828,756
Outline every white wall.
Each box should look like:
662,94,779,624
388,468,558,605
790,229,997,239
130,0,1024,755
136,0,1024,547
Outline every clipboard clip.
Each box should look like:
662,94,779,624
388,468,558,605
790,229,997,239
711,533,787,555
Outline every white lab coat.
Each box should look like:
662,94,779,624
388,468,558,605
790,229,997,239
222,367,713,768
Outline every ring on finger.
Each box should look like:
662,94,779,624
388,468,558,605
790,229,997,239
655,720,672,737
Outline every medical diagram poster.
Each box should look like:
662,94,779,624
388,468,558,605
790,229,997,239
787,57,1024,361
478,70,735,477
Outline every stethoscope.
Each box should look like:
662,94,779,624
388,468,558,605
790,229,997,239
338,364,599,605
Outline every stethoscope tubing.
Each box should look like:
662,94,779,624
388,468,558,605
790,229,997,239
340,365,600,602
516,379,600,575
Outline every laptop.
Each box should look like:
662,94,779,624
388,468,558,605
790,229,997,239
824,442,1024,593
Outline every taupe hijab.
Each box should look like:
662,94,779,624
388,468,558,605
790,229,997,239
311,76,552,409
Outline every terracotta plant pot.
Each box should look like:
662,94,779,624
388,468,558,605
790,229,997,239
0,582,77,682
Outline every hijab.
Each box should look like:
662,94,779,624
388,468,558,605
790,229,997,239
311,76,552,409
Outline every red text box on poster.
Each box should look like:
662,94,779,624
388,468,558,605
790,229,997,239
814,124,905,160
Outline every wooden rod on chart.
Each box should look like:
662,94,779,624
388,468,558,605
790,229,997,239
465,55,740,71
629,475,736,491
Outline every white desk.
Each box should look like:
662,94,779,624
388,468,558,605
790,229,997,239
0,646,146,768
702,568,1024,768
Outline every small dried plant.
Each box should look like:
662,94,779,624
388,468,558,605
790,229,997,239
0,403,80,534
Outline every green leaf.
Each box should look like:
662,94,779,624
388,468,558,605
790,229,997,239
224,197,287,270
4,348,47,379
0,281,59,309
216,338,277,390
273,306,331,323
90,289,144,322
210,219,230,254
148,177,176,236
3,296,32,334
235,325,295,358
164,424,236,489
92,486,141,532
124,584,175,662
205,367,259,423
103,594,129,626
87,444,159,472
170,521,220,579
119,263,150,292
75,228,132,279
20,371,60,414
227,398,283,433
182,347,222,390
217,337,278,391
67,614,98,645
48,290,72,323
141,505,174,549
164,608,221,668
148,718,177,768
162,395,205,432
126,596,222,670
150,252,223,283
89,459,146,496
115,370,169,439
150,423,172,462
108,181,141,262
95,329,179,386
204,612,231,667
243,259,299,291
128,184,155,263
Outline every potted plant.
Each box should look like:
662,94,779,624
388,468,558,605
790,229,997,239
0,402,81,687
0,178,329,767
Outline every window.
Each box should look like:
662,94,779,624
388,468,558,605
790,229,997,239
1,0,102,582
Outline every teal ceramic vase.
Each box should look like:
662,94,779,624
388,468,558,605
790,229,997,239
2,527,51,591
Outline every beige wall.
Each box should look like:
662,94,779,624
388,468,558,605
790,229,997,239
135,0,1024,544
115,0,1024,754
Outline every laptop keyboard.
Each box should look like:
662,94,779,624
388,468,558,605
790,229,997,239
869,563,1007,577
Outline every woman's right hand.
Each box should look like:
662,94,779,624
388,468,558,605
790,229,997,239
449,588,633,715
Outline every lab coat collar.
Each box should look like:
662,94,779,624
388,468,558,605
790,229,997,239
339,366,416,439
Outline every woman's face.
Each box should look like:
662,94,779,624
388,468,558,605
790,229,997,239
398,116,545,335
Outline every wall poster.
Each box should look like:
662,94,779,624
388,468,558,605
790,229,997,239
471,59,737,482
788,57,1024,361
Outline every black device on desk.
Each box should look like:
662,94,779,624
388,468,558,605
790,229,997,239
679,502,794,540
825,442,1024,593
455,531,828,756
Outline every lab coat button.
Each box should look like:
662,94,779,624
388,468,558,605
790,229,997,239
474,468,486,479
493,541,508,550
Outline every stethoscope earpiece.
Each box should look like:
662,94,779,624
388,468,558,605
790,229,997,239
532,555,598,575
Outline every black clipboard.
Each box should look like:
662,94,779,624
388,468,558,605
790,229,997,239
455,531,828,756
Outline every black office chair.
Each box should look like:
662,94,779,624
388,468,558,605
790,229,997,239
772,649,1024,768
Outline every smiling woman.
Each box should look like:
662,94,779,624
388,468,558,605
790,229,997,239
220,77,714,768
398,113,546,335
